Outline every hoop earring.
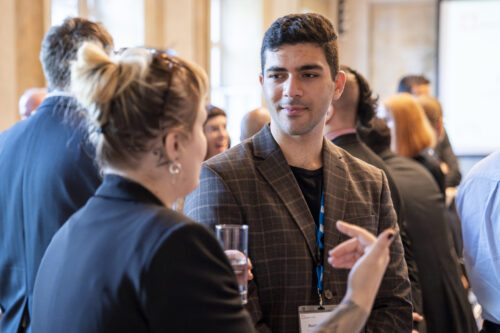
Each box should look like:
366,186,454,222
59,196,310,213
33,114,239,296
169,161,182,175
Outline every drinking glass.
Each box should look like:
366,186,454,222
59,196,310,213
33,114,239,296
215,224,249,305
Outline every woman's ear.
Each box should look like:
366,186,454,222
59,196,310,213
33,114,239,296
163,130,183,163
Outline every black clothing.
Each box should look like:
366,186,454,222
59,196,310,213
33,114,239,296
414,148,446,195
291,166,323,227
32,175,254,333
435,131,462,188
380,149,477,333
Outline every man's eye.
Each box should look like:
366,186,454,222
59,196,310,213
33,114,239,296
268,73,283,79
303,73,318,78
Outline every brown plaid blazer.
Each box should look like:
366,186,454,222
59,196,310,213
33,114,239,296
185,126,412,333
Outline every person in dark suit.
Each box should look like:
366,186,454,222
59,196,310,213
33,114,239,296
31,43,254,332
325,66,424,331
359,118,477,333
0,18,113,333
185,13,412,333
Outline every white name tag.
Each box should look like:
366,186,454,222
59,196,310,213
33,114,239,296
298,304,337,333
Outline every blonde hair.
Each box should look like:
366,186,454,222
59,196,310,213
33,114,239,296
71,42,208,169
385,93,435,158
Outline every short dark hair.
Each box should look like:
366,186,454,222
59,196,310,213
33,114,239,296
40,17,114,91
358,117,391,154
341,65,378,127
397,75,430,93
261,13,339,79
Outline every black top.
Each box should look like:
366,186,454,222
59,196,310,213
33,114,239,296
32,174,254,333
290,166,323,228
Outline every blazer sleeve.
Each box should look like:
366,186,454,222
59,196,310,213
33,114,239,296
184,165,272,333
144,222,255,333
365,171,413,333
184,165,243,230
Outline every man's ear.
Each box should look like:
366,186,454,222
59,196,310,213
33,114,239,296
259,74,263,86
333,71,346,100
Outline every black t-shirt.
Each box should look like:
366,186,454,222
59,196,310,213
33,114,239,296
290,166,323,228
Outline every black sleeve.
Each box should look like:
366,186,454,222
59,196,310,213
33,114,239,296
144,223,255,333
435,131,462,188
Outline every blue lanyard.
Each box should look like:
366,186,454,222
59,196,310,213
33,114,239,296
316,189,325,305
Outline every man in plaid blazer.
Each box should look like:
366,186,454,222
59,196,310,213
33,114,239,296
185,13,412,332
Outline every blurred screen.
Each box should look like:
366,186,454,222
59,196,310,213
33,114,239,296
439,0,500,155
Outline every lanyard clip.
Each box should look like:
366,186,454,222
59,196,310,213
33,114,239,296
317,288,324,309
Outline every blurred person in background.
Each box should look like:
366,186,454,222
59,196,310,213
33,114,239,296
382,93,445,194
240,107,271,141
397,74,461,189
18,88,47,120
325,66,424,331
204,104,230,160
359,117,477,333
456,151,500,333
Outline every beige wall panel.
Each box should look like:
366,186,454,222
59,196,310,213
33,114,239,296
16,0,46,96
369,2,436,100
164,0,196,61
145,0,166,48
0,0,18,131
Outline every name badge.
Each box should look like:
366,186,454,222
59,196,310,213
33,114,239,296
298,304,337,333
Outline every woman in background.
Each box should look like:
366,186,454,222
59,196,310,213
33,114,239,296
384,93,446,194
204,104,230,160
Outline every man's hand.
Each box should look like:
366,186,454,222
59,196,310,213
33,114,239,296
412,312,424,333
224,250,253,281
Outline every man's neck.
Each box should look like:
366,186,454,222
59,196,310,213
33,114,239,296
270,122,324,170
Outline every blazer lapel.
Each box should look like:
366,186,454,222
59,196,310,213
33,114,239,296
321,138,348,252
252,126,317,261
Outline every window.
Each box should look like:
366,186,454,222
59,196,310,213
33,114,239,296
50,0,144,50
210,0,263,144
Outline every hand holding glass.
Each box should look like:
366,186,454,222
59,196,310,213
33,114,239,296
215,224,249,305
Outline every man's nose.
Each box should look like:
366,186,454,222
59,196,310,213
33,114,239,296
283,76,302,98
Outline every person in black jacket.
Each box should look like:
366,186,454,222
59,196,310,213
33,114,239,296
325,66,424,331
359,118,477,333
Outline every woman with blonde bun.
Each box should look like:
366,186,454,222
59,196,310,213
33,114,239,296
31,42,253,332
